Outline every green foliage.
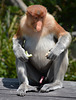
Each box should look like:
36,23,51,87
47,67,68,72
0,1,23,78
65,59,76,81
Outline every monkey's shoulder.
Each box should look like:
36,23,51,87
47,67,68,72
46,13,54,19
44,13,56,32
45,13,55,24
19,14,31,35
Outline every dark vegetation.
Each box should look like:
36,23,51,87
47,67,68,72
0,0,76,80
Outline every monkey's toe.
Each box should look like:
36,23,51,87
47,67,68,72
17,90,26,96
40,84,51,92
17,83,38,96
17,83,28,96
40,82,63,92
46,84,63,92
27,85,38,92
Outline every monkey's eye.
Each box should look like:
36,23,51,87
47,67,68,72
34,17,38,20
41,16,44,19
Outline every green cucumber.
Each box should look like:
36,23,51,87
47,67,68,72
25,51,32,57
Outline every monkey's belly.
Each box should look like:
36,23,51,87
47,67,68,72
25,34,56,72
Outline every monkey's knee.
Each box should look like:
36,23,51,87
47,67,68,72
46,50,69,83
16,59,40,85
55,50,69,81
16,58,29,85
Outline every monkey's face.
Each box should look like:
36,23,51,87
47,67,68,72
27,14,45,32
26,5,47,32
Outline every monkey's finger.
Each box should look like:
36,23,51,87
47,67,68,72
49,48,53,52
19,57,24,62
19,57,28,62
47,53,53,59
50,55,56,61
51,54,58,61
17,90,26,96
21,53,29,61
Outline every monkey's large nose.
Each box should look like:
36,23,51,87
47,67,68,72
36,21,42,31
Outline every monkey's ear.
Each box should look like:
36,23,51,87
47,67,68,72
26,11,30,16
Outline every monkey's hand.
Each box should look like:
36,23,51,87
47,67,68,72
12,38,28,62
45,50,58,61
46,32,72,61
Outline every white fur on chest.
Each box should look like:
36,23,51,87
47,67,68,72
24,34,56,72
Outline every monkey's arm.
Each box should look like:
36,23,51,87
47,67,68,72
47,20,72,60
12,27,28,62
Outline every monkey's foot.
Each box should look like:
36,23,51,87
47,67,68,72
40,81,63,92
17,83,37,96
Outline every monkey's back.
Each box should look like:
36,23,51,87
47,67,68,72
24,34,56,72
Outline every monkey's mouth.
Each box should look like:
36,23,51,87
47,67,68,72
34,26,42,32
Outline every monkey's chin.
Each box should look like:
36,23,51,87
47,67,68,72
36,27,42,32
37,29,41,32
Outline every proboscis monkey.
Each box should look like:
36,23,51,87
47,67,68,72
12,5,71,96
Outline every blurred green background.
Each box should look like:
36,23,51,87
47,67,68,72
0,0,76,80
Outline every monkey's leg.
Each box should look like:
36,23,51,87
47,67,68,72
16,58,39,96
41,50,68,92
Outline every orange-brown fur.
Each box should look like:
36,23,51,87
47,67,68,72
27,5,47,17
14,5,67,39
